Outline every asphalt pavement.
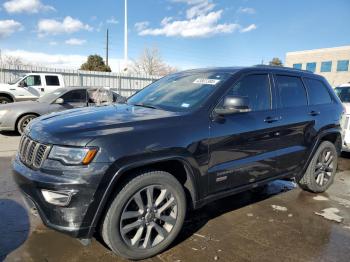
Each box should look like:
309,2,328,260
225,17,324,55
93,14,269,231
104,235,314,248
1,132,350,262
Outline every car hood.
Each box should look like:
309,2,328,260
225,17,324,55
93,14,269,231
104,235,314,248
0,83,12,90
26,104,181,146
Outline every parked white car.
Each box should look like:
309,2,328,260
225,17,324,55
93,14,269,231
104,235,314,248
334,83,350,152
0,73,65,104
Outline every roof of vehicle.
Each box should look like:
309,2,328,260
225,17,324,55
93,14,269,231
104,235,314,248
183,65,315,75
27,73,63,76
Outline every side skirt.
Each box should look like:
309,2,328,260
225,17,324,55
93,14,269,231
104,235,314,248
194,172,296,209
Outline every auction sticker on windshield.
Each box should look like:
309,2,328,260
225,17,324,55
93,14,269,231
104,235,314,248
193,78,220,85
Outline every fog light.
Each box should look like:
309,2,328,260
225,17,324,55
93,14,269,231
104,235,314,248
41,190,75,206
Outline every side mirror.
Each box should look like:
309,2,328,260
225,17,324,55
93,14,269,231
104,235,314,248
18,81,27,88
215,96,251,115
54,98,64,104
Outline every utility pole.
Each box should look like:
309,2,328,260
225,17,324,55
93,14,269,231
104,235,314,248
106,29,109,66
124,0,128,70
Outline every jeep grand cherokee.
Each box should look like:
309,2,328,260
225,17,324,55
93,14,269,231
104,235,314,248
13,66,344,260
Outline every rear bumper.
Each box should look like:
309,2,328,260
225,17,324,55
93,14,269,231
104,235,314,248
12,154,111,238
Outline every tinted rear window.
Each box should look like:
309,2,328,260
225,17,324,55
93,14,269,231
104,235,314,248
45,76,60,86
304,78,332,105
275,75,307,108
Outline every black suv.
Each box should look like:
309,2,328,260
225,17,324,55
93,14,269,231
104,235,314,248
13,66,344,260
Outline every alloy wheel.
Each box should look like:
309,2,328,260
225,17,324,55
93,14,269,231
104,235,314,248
21,117,34,132
314,148,335,186
119,185,178,249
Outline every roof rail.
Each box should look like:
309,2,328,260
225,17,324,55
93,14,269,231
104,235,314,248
253,64,314,73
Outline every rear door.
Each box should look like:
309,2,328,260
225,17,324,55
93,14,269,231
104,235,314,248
44,75,61,95
208,72,285,193
271,74,313,175
303,77,336,144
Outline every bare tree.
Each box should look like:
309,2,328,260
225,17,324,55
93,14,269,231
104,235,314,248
3,55,25,66
132,46,177,76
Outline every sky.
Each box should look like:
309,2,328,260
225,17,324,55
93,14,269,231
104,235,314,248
0,0,349,72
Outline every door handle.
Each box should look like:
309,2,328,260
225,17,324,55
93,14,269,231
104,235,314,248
309,111,320,116
264,116,281,123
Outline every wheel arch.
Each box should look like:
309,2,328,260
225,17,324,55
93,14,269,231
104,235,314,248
89,156,199,236
0,92,15,102
301,128,342,178
15,112,41,131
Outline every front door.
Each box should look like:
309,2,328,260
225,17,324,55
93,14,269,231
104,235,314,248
16,75,42,100
208,73,284,194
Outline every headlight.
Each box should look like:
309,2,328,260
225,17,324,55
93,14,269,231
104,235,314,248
48,146,98,165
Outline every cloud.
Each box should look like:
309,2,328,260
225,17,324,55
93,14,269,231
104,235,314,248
49,41,57,46
2,49,125,71
65,38,86,45
38,16,92,36
135,21,150,31
3,0,55,14
240,24,257,33
106,17,118,24
0,19,23,38
186,1,215,19
237,7,256,14
137,1,242,38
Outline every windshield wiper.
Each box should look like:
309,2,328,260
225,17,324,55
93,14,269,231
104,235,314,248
131,103,160,110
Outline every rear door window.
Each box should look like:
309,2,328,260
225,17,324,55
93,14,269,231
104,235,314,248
45,76,60,86
304,78,332,105
275,75,307,108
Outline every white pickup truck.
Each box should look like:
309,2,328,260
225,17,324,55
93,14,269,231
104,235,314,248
334,83,350,152
0,73,65,104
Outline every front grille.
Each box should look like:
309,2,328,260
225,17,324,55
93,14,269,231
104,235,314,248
18,135,51,169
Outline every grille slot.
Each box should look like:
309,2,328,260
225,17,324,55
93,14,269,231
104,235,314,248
18,135,51,169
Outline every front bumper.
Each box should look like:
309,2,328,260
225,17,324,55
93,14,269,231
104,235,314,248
12,154,111,238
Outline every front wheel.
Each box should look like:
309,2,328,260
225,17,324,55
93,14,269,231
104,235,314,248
17,114,37,135
101,170,186,260
297,141,337,193
0,96,12,104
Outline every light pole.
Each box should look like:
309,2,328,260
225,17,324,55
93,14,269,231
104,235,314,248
124,0,128,71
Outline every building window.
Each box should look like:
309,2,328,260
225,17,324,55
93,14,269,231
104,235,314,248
293,63,302,69
337,60,349,72
306,62,317,72
320,61,332,72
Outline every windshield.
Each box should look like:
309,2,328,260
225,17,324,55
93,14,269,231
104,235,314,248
335,87,350,103
38,88,67,103
8,76,23,85
127,72,231,112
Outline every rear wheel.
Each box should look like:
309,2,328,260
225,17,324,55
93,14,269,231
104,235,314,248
297,141,337,193
101,170,186,260
0,96,12,104
17,114,37,135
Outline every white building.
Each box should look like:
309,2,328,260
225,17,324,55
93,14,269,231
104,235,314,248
285,46,350,87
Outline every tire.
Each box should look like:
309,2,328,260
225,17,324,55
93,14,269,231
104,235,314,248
297,141,337,193
17,114,37,135
0,96,12,104
101,170,186,260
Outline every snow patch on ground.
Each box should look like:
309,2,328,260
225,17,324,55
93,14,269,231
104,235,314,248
271,205,288,212
315,208,343,223
313,195,329,201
